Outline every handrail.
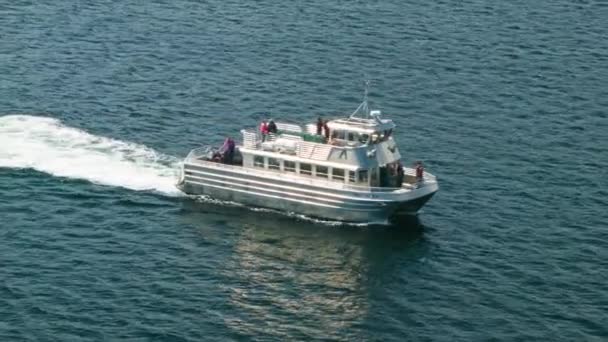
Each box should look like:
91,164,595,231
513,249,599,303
184,152,436,194
186,145,436,183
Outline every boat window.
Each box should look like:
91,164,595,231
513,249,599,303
369,132,391,143
359,134,369,144
300,163,312,175
347,132,356,141
316,165,328,178
332,130,345,140
348,171,356,183
254,155,265,168
284,160,296,172
370,133,379,144
332,168,345,182
358,170,368,183
268,158,280,170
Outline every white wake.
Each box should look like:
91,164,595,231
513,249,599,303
0,115,182,196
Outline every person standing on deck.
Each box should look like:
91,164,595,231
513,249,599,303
268,119,278,134
260,120,269,141
396,163,404,188
220,137,235,164
323,120,330,141
228,137,235,163
415,161,424,183
316,116,323,135
267,119,278,134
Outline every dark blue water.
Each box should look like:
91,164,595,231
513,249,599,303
1,1,607,340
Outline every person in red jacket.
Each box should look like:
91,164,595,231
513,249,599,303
260,120,269,141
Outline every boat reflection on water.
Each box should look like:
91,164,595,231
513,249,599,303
179,199,429,339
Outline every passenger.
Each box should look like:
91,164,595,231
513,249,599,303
396,163,404,187
316,116,323,135
260,120,269,142
415,161,424,182
226,137,235,164
220,137,235,164
267,119,278,134
323,120,330,141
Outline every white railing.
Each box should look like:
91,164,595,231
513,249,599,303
305,123,317,135
276,122,302,133
402,167,437,182
184,156,436,194
187,145,436,188
241,129,259,149
241,128,331,157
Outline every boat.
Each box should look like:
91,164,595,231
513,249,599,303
176,96,438,223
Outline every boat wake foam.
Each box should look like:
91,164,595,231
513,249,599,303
0,115,182,196
0,114,393,226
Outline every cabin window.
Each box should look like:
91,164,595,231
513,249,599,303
370,132,389,143
332,168,345,182
359,134,369,144
284,160,296,172
370,133,379,144
300,163,312,175
254,155,265,168
349,171,356,183
347,132,356,141
316,165,328,178
358,170,369,183
332,130,345,140
268,158,280,170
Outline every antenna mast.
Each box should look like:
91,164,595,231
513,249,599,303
363,80,370,118
349,79,373,119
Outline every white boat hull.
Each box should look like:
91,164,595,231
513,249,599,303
178,160,438,223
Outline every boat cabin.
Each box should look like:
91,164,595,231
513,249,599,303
236,105,409,189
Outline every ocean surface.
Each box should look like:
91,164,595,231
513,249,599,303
1,0,607,340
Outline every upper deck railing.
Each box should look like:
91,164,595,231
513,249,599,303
240,127,367,162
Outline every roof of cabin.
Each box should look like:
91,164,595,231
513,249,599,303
327,117,396,134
